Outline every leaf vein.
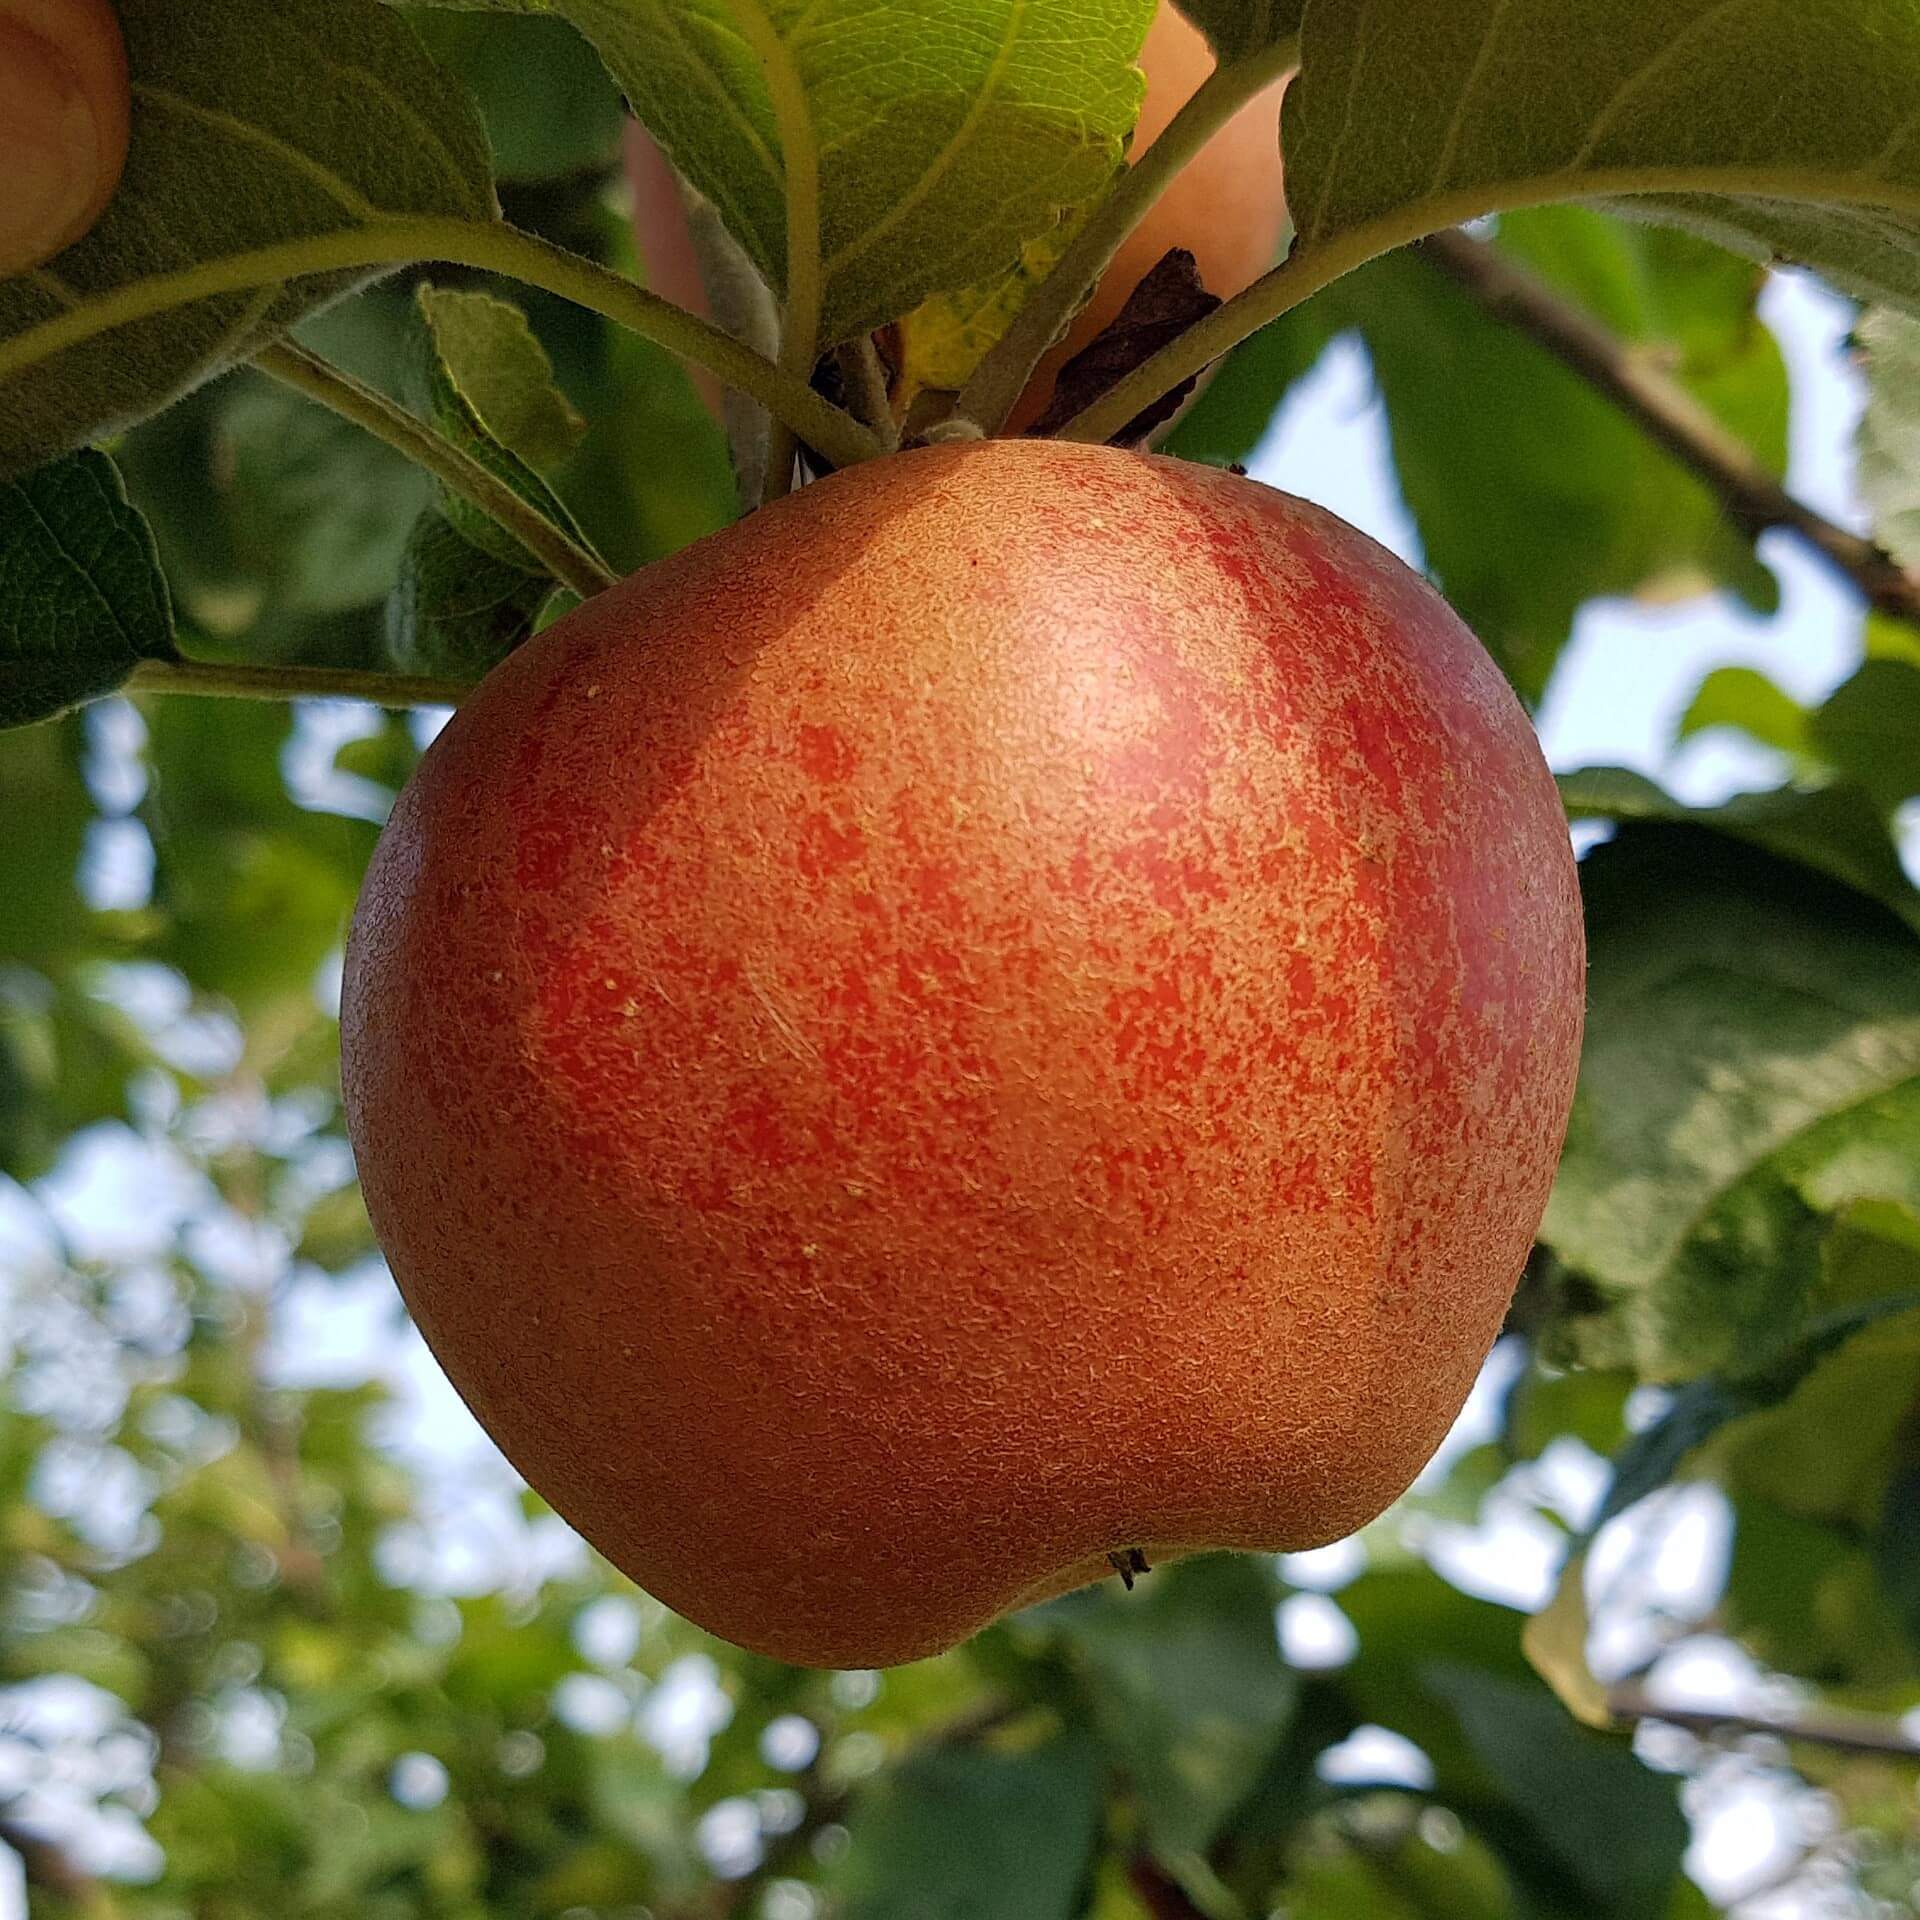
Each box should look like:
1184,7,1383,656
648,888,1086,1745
1566,0,1761,173
129,84,379,220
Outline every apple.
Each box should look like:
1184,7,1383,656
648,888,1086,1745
342,439,1584,1669
0,0,130,275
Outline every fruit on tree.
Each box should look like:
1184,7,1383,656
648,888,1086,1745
0,0,130,276
1006,4,1292,432
341,439,1585,1669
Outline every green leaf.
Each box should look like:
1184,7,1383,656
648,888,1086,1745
416,286,588,476
1559,767,1920,933
387,510,560,676
141,698,377,1013
1171,0,1306,63
1360,213,1786,701
1336,1568,1538,1798
1591,1284,1920,1536
1041,1555,1297,1866
404,8,627,184
218,376,436,616
1876,1454,1920,1647
388,283,600,673
0,0,496,477
1542,823,1920,1379
412,284,598,572
836,1725,1107,1920
1858,307,1920,572
1284,1,1920,317
449,0,1156,346
1808,659,1920,813
1677,666,1810,757
1425,1666,1689,1920
1722,1494,1915,1688
1,450,177,729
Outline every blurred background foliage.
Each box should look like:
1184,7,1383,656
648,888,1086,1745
4,11,1920,1920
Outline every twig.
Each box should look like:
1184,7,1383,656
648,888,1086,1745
255,341,615,603
1608,1683,1920,1761
1418,226,1920,630
127,658,469,709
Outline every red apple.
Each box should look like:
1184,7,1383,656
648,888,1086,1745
342,439,1585,1668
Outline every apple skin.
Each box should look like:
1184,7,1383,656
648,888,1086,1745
341,440,1584,1669
1005,4,1291,433
0,0,130,275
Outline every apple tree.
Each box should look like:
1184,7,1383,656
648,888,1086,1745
3,0,1920,1914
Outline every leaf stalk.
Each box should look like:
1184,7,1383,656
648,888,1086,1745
254,341,616,603
960,36,1297,437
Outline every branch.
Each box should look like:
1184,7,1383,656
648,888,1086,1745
127,658,470,709
1418,226,1920,629
255,342,616,604
1608,1684,1920,1761
958,39,1296,437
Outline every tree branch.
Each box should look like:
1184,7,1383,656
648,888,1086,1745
1608,1683,1920,1761
1418,226,1920,629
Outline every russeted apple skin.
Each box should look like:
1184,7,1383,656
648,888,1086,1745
341,440,1585,1669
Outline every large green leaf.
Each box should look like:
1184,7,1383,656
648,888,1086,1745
1426,1667,1689,1920
835,1726,1107,1920
403,8,627,184
1284,1,1920,315
1808,660,1920,814
0,0,496,477
1560,767,1920,933
1543,824,1920,1379
434,0,1155,346
1171,0,1306,61
1040,1554,1297,1865
0,451,177,729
